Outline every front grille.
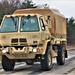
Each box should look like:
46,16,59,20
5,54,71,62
20,38,27,42
11,38,27,46
11,39,18,43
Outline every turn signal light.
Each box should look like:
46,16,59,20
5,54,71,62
37,48,43,52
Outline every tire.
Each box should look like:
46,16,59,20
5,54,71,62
2,56,15,71
41,46,52,71
56,45,65,65
26,60,34,65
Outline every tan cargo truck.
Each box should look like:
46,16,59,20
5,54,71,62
0,9,67,71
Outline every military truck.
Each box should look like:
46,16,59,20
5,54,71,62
0,9,67,71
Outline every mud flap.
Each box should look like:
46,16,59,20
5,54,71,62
65,50,68,58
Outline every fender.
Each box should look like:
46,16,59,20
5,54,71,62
42,40,51,55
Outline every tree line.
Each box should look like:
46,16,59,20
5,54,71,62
67,17,75,45
0,0,36,23
0,0,75,45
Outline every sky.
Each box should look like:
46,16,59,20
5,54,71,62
32,0,75,18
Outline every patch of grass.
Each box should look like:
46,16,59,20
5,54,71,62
67,45,75,50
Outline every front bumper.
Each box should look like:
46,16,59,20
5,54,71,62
0,47,43,59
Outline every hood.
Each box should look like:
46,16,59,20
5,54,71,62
0,32,42,46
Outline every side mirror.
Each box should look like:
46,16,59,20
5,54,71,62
44,16,51,25
47,16,50,20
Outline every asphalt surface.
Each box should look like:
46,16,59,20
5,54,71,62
0,50,75,75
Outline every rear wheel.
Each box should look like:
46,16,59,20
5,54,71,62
41,46,52,71
56,45,65,65
2,56,15,71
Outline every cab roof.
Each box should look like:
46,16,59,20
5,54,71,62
13,8,65,18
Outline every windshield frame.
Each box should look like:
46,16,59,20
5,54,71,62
0,16,19,33
20,16,40,32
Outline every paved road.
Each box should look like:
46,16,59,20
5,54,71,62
0,50,75,75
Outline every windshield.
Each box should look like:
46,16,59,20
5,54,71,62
0,17,18,32
20,16,39,32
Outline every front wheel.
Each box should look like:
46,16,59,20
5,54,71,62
2,56,15,71
56,45,65,65
41,47,52,71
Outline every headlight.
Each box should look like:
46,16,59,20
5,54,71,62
2,50,6,53
33,48,37,52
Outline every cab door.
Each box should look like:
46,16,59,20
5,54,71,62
39,17,50,41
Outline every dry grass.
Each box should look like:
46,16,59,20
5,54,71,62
67,45,75,50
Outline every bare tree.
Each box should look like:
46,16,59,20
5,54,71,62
37,4,49,9
0,0,37,24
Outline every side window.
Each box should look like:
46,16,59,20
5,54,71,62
40,18,45,31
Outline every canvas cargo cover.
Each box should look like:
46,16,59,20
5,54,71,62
14,9,66,37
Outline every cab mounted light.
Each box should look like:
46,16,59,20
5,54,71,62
26,15,30,19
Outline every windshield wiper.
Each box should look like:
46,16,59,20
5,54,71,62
10,16,17,29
